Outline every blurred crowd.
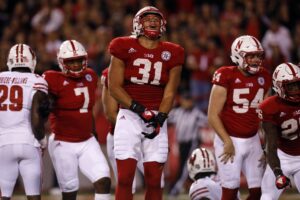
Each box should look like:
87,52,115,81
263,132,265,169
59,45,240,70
0,0,300,112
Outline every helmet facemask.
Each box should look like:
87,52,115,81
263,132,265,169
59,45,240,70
59,56,87,78
281,79,300,102
132,6,166,40
241,51,264,74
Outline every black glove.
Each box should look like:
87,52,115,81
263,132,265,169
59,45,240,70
274,168,291,189
129,100,156,123
141,112,168,139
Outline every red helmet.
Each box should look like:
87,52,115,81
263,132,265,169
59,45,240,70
132,6,166,39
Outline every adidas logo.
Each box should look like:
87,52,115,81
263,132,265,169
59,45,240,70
235,78,241,83
128,48,136,53
119,115,126,120
63,80,69,86
280,112,286,117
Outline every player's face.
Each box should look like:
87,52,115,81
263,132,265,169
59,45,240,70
285,80,300,101
141,14,161,32
64,57,84,72
245,52,264,68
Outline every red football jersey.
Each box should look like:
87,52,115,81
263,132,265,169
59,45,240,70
43,68,98,142
108,36,185,110
212,66,271,138
259,96,300,155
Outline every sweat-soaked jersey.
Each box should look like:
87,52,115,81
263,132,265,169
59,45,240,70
43,68,98,142
108,36,185,110
212,66,271,138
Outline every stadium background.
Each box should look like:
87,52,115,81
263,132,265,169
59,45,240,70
1,0,300,199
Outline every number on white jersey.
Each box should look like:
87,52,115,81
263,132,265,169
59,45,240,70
0,85,23,111
130,58,162,85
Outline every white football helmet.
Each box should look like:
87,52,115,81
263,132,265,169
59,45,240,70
57,40,87,78
187,148,216,181
7,44,37,73
230,35,264,74
132,6,166,39
273,62,300,103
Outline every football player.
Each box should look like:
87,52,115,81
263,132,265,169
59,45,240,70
43,40,111,200
187,148,221,200
108,6,184,200
207,35,272,200
101,67,145,193
259,62,300,199
0,44,49,200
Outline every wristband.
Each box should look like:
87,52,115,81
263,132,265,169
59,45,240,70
129,100,145,114
156,112,168,127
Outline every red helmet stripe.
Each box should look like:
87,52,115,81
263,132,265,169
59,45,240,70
286,62,297,76
251,36,261,50
16,44,19,63
200,148,210,168
69,40,76,54
20,44,24,62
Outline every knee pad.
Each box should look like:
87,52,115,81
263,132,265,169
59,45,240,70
61,179,79,193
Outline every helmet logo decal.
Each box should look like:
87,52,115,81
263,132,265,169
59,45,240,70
235,40,243,51
189,154,196,166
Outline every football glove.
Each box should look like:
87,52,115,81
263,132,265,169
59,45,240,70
141,112,168,139
129,100,155,123
274,168,291,189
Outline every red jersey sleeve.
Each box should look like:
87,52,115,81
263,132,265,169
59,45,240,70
101,67,109,87
43,70,60,95
108,37,128,60
259,96,279,124
211,66,232,88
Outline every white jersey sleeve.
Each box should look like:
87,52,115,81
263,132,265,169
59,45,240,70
189,176,222,200
0,71,48,147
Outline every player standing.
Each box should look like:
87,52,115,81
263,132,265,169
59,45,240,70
43,40,111,200
0,44,49,200
207,35,271,200
108,6,184,200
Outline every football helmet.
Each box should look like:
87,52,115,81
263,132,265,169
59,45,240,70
187,148,216,181
231,35,264,74
57,40,87,78
273,62,300,103
132,6,166,39
7,44,37,73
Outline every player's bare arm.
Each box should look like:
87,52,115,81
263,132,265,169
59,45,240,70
102,83,118,125
108,56,132,108
158,65,182,114
208,84,234,164
262,121,281,171
31,90,50,140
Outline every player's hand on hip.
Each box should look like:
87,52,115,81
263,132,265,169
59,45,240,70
219,139,235,164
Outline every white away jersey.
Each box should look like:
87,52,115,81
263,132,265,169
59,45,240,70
0,71,48,147
189,176,222,200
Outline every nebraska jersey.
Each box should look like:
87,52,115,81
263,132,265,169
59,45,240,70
258,96,300,155
43,68,98,142
0,71,48,147
212,66,271,138
189,176,222,200
109,36,185,110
